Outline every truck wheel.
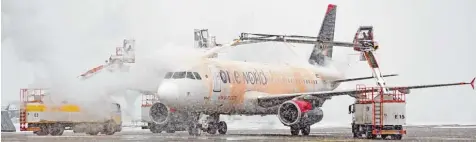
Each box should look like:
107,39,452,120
166,129,176,133
49,123,65,136
35,124,49,136
393,134,402,140
365,131,376,139
115,125,122,132
104,131,115,135
103,121,116,135
87,131,100,135
86,124,100,135
352,124,359,138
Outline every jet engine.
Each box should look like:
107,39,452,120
277,100,324,126
149,102,171,125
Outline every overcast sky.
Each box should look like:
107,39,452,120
2,0,475,125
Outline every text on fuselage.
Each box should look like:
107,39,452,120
219,69,268,85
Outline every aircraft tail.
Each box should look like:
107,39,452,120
308,4,336,66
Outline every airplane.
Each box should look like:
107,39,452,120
148,4,475,136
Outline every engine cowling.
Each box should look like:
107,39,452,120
149,102,171,125
277,100,324,126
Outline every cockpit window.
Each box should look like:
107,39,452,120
193,72,202,80
172,72,186,79
164,72,173,79
186,72,195,79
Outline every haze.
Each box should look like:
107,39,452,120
2,0,475,127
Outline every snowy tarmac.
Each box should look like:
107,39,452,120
2,126,476,142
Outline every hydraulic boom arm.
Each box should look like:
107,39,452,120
237,26,389,93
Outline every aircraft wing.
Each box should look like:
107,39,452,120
334,74,398,83
256,78,475,108
129,89,157,95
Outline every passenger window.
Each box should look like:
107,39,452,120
193,72,202,80
172,72,186,79
186,72,195,79
164,72,173,79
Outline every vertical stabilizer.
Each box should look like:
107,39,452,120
309,4,337,66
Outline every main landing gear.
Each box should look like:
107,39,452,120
290,125,311,136
187,113,227,136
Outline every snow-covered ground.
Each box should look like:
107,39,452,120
10,117,476,133
11,122,476,133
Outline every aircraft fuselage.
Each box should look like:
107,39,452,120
157,58,343,115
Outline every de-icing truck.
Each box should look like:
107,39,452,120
19,88,122,136
349,85,407,140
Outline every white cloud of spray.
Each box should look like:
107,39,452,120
1,0,201,120
2,0,131,119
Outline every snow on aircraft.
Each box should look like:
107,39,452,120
148,4,475,136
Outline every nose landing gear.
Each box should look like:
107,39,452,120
187,113,228,136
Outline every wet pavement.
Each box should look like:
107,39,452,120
2,126,476,142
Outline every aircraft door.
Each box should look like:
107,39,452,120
209,65,222,93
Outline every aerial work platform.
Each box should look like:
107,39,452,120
350,85,406,140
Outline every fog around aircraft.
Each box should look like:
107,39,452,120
2,0,475,126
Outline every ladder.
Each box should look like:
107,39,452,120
356,86,384,130
373,92,384,129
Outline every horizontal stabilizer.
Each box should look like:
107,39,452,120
471,77,475,90
334,74,398,83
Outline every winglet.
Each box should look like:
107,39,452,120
470,77,475,90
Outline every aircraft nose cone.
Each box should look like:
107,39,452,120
157,82,179,106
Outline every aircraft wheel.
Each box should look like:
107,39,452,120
207,122,217,134
301,125,310,136
149,124,162,133
217,121,227,134
188,123,201,136
166,129,176,133
150,128,162,133
290,126,299,136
